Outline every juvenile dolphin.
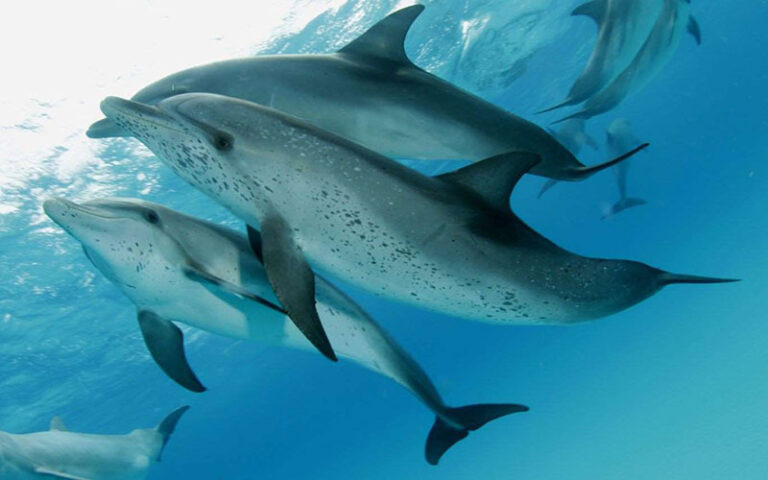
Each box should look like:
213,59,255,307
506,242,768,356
0,406,188,480
542,0,663,112
555,0,702,123
86,5,644,181
603,118,647,219
538,119,599,197
43,197,528,465
100,93,735,329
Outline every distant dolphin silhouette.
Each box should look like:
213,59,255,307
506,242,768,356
44,197,529,466
555,0,701,123
100,93,735,332
86,5,643,181
603,118,647,219
541,0,663,112
538,119,600,197
0,406,188,480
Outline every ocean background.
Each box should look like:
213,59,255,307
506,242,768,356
0,1,766,478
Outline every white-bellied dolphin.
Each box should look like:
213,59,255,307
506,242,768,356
0,406,188,480
541,0,663,112
603,118,647,219
99,93,736,329
86,5,644,181
555,0,701,123
538,119,600,197
43,197,528,465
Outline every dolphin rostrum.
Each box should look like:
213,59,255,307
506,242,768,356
541,0,663,112
0,406,188,480
538,118,600,197
100,93,736,329
86,5,644,181
603,118,647,219
43,197,529,465
554,0,701,123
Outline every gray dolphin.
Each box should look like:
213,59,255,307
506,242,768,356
555,0,702,123
87,5,644,181
538,119,600,197
99,93,736,329
541,0,663,112
43,197,528,465
0,406,188,480
603,118,647,219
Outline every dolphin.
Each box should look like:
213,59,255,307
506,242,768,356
554,0,702,123
541,0,663,112
0,406,188,480
99,93,736,330
538,119,600,197
603,118,647,219
86,5,644,182
43,197,529,465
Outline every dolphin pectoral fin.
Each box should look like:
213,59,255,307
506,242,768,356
137,311,206,393
183,261,284,313
538,179,559,198
688,16,702,45
34,467,92,480
437,152,541,211
338,5,424,67
425,403,529,465
571,0,607,24
261,215,337,362
572,143,650,179
49,417,67,431
246,225,264,262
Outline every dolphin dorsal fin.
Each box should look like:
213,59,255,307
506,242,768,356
49,417,68,432
437,152,541,211
571,0,607,24
338,5,424,67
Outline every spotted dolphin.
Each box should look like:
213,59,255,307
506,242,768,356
43,197,528,465
86,5,643,181
555,0,701,123
0,406,188,480
603,118,647,219
541,0,663,112
538,119,599,197
100,93,735,330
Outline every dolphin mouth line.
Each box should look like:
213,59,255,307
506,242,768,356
100,97,187,136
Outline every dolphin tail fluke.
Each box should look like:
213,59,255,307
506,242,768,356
572,143,650,179
658,273,740,286
156,406,190,461
86,118,131,139
425,403,529,465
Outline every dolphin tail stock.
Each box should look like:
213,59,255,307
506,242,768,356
425,403,529,465
657,272,740,286
571,142,650,180
156,406,190,461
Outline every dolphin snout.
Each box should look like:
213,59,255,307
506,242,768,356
43,197,76,223
100,97,181,134
86,118,131,139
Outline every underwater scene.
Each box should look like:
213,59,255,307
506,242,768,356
0,0,766,478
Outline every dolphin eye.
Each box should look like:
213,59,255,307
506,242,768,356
213,134,234,151
145,211,160,224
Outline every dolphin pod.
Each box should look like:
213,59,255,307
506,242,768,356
603,118,647,219
98,92,735,338
5,2,734,474
0,407,188,480
86,5,645,182
43,197,528,465
550,0,701,122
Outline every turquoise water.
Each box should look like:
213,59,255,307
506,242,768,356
1,1,766,479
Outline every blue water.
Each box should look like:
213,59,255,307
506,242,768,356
1,1,766,479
